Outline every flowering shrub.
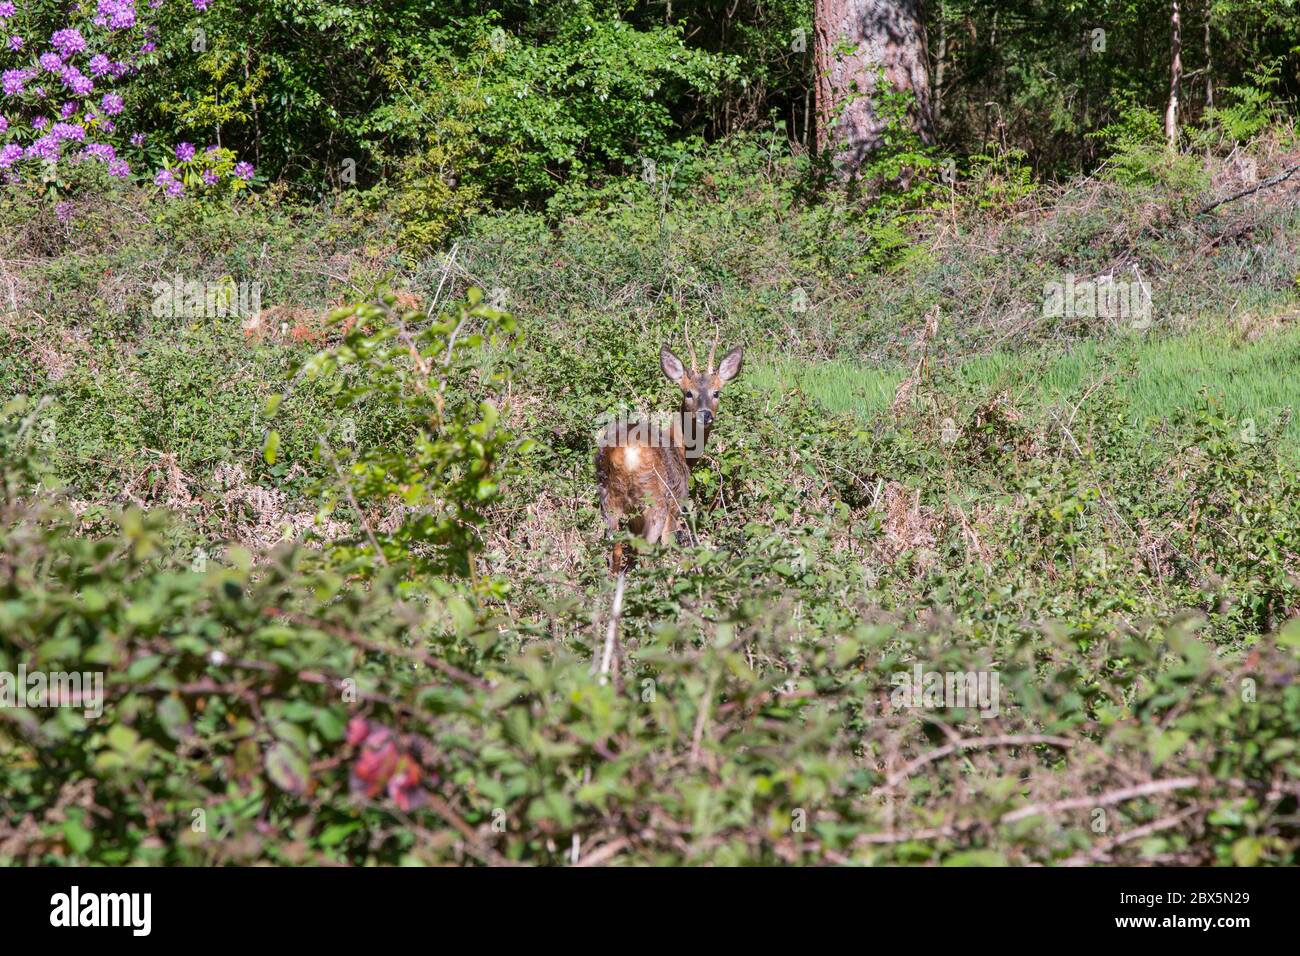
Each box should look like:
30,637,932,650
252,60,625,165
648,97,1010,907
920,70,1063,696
0,0,254,199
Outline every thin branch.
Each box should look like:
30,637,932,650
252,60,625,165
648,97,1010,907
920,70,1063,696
886,734,1073,788
1000,776,1201,824
1197,161,1300,215
597,570,626,684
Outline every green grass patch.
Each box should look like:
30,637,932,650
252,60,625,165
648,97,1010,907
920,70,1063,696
755,324,1300,443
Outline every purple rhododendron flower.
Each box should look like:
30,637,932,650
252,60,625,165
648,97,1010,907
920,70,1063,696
56,202,73,223
50,28,87,58
0,9,259,198
61,67,94,95
96,0,137,31
25,135,60,161
1,68,28,96
51,122,86,142
52,30,87,58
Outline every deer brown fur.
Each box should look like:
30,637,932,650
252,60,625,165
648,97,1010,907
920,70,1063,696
595,336,743,573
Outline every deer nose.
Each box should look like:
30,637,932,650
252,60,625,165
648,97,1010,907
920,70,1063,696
697,409,714,426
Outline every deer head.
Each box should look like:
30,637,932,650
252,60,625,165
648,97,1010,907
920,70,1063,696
659,329,743,440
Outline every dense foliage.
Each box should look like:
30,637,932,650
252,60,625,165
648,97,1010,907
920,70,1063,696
1,1,1299,866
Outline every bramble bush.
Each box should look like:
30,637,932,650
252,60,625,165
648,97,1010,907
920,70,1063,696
3,282,1299,865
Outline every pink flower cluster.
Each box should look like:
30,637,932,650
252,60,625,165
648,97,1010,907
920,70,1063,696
346,717,431,812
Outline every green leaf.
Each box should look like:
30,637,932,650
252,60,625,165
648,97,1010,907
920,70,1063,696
106,724,140,753
126,655,164,681
263,430,280,465
1149,729,1190,768
265,742,310,795
63,815,93,855
157,696,189,741
314,708,347,742
1278,618,1300,651
319,821,362,847
1231,837,1264,867
1263,738,1296,761
943,850,1007,866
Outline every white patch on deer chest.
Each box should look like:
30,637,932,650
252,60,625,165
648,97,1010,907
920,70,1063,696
622,446,641,469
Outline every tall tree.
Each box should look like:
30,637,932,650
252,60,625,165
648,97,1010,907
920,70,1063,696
814,0,935,180
1166,0,1183,146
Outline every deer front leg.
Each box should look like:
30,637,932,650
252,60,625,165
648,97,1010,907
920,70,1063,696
602,502,624,574
659,505,679,545
642,510,668,550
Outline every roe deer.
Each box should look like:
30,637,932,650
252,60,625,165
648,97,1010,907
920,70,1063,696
595,332,743,573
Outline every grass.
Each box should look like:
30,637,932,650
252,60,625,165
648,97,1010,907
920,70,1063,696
754,322,1300,446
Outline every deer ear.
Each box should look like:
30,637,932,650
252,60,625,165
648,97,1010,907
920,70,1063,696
717,347,743,383
661,346,686,384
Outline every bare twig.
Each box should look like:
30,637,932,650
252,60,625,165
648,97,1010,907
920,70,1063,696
1000,777,1201,824
574,836,632,867
598,570,626,684
885,734,1073,788
1197,161,1300,215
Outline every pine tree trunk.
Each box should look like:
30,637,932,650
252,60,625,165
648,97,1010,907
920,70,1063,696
814,0,935,180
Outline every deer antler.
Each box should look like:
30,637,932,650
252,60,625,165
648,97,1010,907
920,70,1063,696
706,327,720,374
684,315,700,370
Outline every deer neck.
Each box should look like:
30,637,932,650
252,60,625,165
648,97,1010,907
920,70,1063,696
671,407,710,468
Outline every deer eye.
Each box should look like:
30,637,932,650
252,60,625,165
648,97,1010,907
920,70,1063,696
711,390,720,399
684,390,695,399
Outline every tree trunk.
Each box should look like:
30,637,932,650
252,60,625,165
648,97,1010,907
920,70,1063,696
1203,1,1213,110
1165,0,1182,148
932,3,946,123
815,0,935,180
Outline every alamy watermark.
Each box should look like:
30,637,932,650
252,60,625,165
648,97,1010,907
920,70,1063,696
0,665,103,719
151,274,262,319
50,886,151,936
890,664,1000,718
1043,273,1151,329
